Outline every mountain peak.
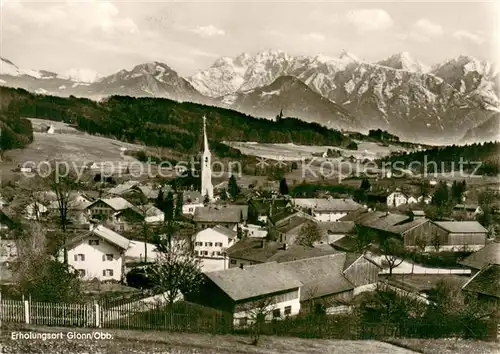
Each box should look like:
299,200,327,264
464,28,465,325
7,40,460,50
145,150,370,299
338,50,359,62
64,68,102,83
376,52,429,73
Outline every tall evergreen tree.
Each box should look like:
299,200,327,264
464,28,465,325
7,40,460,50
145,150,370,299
156,189,165,209
164,191,174,223
360,178,371,191
228,175,240,200
279,178,289,195
432,182,450,207
175,191,183,218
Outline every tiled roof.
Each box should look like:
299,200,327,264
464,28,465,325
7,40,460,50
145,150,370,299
205,262,303,301
95,197,134,211
135,185,160,199
227,239,338,263
338,208,369,222
292,198,362,212
269,209,299,225
281,254,354,301
212,225,237,240
356,211,410,231
387,218,430,235
107,181,141,195
462,264,500,299
453,204,480,211
66,225,130,250
459,240,500,270
331,236,359,252
434,221,488,234
183,190,203,203
275,216,310,234
411,210,426,216
193,205,248,223
317,221,356,235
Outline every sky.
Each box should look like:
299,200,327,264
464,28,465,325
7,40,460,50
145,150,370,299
1,0,498,77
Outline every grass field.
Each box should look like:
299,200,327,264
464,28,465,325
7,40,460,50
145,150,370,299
1,326,418,354
386,338,500,354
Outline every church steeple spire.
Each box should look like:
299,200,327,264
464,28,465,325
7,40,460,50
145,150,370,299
201,115,214,201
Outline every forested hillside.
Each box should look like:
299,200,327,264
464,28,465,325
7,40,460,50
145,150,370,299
380,142,500,175
0,87,353,155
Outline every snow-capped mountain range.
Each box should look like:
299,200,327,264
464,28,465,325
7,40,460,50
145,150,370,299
1,51,498,143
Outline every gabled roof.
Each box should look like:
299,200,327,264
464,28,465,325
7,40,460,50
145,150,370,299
356,211,410,232
89,197,133,211
183,190,203,203
205,262,303,301
65,225,130,250
134,185,160,199
291,198,361,212
107,181,141,195
411,210,426,217
462,264,500,299
338,208,368,222
280,254,354,301
275,216,310,234
433,221,488,234
227,239,338,263
193,205,248,223
269,209,299,225
197,225,237,240
317,221,356,235
387,218,430,235
331,236,359,252
459,240,500,270
453,204,480,211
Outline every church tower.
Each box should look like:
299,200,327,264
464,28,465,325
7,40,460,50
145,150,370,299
201,116,214,201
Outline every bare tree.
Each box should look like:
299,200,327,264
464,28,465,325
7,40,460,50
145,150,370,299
380,238,405,276
431,234,442,252
148,236,204,307
297,221,322,247
415,235,428,253
239,297,277,345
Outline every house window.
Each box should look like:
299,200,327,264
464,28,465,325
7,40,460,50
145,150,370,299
102,254,113,261
284,306,292,316
215,242,223,247
74,254,85,261
272,309,281,318
194,250,199,256
102,269,114,277
77,269,86,277
201,251,208,256
230,260,236,265
205,242,213,247
89,239,99,246
189,208,194,212
238,317,248,326
195,242,203,246
216,251,222,256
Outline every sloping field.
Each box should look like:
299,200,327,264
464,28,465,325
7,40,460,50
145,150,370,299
2,326,418,354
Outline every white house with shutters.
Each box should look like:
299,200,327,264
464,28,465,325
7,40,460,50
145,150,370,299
63,225,130,281
192,225,238,271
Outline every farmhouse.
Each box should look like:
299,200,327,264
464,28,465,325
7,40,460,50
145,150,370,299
193,205,248,230
417,195,432,204
189,262,303,326
63,225,130,281
387,191,409,208
430,221,488,251
452,204,483,219
462,263,500,308
107,180,141,196
315,221,356,245
86,197,134,221
281,253,381,314
227,239,337,269
193,225,237,271
291,198,362,222
240,224,268,238
459,239,500,275
248,198,291,223
182,191,204,215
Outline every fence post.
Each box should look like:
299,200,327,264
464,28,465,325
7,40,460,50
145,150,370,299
24,300,30,324
95,303,100,328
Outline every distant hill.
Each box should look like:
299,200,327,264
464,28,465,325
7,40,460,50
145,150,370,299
461,114,500,143
0,87,354,157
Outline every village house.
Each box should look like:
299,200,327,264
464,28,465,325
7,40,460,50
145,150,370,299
281,253,381,314
226,239,337,269
290,198,362,222
188,262,303,326
0,208,16,235
111,204,164,232
248,198,292,224
85,197,134,221
107,180,142,196
63,224,130,281
452,204,483,219
0,239,17,263
193,225,238,272
459,239,500,275
429,221,488,251
462,263,500,309
387,191,410,208
24,201,48,220
193,205,248,230
182,190,204,215
240,224,268,238
314,221,356,246
417,195,432,204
